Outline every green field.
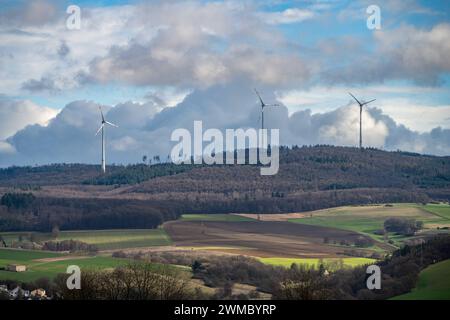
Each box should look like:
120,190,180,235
422,203,450,221
56,229,172,250
0,248,129,282
181,214,254,222
392,259,450,300
259,257,375,269
0,228,172,250
288,204,450,247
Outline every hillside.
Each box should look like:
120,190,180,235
0,146,449,232
122,146,450,204
392,259,450,300
1,146,449,191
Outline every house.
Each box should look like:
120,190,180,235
7,264,27,272
31,288,46,298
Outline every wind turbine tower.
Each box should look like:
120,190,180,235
254,89,280,147
95,106,118,173
349,93,376,149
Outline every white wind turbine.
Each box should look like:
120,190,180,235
349,92,376,149
95,106,118,173
254,89,280,148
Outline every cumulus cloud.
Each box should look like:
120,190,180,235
0,99,58,140
21,76,59,93
1,84,449,167
323,23,450,85
1,0,448,96
259,8,315,24
1,99,162,166
0,0,60,28
82,1,311,89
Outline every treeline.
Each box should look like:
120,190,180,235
54,263,192,300
0,189,433,232
274,234,450,300
0,196,184,232
83,163,194,185
0,164,123,187
42,240,98,253
4,235,449,300
1,193,35,209
384,218,423,236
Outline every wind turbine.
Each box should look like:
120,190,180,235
254,89,280,148
95,106,118,173
349,92,376,149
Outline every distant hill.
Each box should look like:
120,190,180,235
1,146,449,231
2,146,448,191
119,146,450,203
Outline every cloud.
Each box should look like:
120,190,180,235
1,0,449,97
322,23,450,85
259,8,315,24
81,1,311,89
0,141,15,155
1,84,449,167
0,2,137,94
2,99,162,165
0,0,59,28
21,76,59,93
277,85,450,132
0,99,58,140
57,41,70,58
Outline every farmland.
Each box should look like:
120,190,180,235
258,257,375,269
1,228,172,250
163,219,376,258
0,248,129,282
392,259,450,300
288,203,450,246
180,214,253,222
1,204,449,285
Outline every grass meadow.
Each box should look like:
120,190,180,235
258,257,376,269
0,248,128,282
392,259,450,300
288,203,450,247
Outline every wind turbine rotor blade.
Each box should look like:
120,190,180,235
95,124,104,136
361,99,376,106
349,92,362,106
266,103,281,107
98,106,105,122
105,121,118,127
254,88,265,107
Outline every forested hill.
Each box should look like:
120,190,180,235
0,146,449,231
1,146,449,193
125,146,450,195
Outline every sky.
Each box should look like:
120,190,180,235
0,0,450,166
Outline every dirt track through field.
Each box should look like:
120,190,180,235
164,220,374,258
32,256,90,263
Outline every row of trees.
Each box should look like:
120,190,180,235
0,196,184,232
384,218,423,236
42,240,98,253
0,189,434,233
55,263,191,300
1,193,35,210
